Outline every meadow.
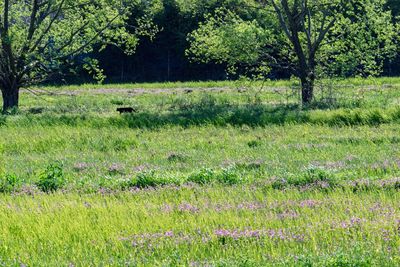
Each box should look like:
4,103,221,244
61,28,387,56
0,78,400,265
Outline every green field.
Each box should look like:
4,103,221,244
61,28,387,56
0,78,400,265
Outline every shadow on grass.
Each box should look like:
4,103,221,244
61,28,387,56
3,102,400,128
114,104,307,128
109,102,400,129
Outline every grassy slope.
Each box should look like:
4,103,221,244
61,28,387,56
0,77,400,265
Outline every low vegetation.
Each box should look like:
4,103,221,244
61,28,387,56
0,78,399,265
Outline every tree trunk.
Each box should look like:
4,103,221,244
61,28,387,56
1,86,20,113
300,71,315,105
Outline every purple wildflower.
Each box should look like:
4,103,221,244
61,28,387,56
73,162,90,172
277,210,299,219
178,203,200,213
299,199,321,208
339,217,365,229
378,177,400,189
161,204,173,213
237,201,265,210
108,163,124,174
164,231,174,237
133,164,151,172
214,228,305,242
381,229,391,242
214,229,263,239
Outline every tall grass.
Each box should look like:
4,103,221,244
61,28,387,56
0,187,398,265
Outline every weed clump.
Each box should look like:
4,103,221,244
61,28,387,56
218,168,241,185
167,152,187,162
247,140,262,148
37,162,65,193
272,167,338,190
294,166,337,187
131,171,173,188
187,168,215,185
188,168,241,185
0,173,22,193
0,115,6,126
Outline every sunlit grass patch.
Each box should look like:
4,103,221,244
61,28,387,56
0,187,398,265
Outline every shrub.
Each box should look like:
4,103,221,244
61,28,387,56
188,168,242,185
133,171,167,188
110,99,124,105
296,167,336,186
112,138,138,152
271,167,338,190
365,109,387,125
217,168,241,185
187,168,215,185
0,173,22,193
288,166,337,188
270,177,289,190
247,140,261,148
37,162,65,193
392,107,400,121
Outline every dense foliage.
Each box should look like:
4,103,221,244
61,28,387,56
96,0,400,84
187,0,397,103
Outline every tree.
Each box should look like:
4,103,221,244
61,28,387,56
187,0,396,105
0,0,159,113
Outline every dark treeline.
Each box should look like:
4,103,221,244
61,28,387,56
93,0,230,83
64,0,400,84
98,0,400,83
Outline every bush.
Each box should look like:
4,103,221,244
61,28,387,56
291,166,337,187
217,168,241,185
187,168,215,185
365,109,387,125
133,171,168,188
272,167,338,190
37,162,65,193
0,173,22,193
188,168,242,185
247,140,261,148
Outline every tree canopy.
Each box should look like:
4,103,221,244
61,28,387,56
0,0,159,112
187,0,397,104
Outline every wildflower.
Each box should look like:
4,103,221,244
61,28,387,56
339,217,365,229
214,229,263,239
161,204,173,213
236,202,264,211
164,231,174,237
108,163,124,174
73,162,89,172
299,199,320,208
178,203,200,213
277,210,299,219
